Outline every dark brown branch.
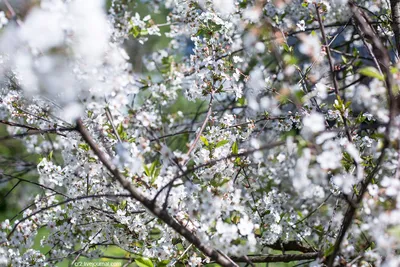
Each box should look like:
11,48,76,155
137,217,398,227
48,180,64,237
87,252,319,264
0,174,68,198
266,240,315,253
391,0,400,53
0,119,38,130
230,252,319,263
353,21,383,75
0,127,75,141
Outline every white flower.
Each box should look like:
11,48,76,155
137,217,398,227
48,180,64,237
317,150,341,169
0,11,8,28
255,42,265,53
243,6,262,22
19,9,65,51
148,25,161,36
1,220,11,230
238,216,253,236
114,142,142,174
296,20,306,31
363,113,374,121
302,112,326,138
212,0,235,17
315,83,328,99
276,154,286,163
368,184,379,197
47,221,56,232
332,175,355,195
299,34,321,61
270,223,282,235
233,68,241,81
233,56,243,63
361,136,373,148
317,140,342,170
188,254,202,266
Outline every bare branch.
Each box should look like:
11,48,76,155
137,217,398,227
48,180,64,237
315,3,353,142
0,127,76,141
226,252,319,263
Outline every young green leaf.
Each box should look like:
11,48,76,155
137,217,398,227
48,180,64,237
135,257,154,267
358,66,384,81
215,140,229,148
200,136,209,147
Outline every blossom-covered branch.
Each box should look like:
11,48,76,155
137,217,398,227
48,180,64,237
76,119,238,267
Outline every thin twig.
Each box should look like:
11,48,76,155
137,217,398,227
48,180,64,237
315,3,353,142
185,94,214,162
0,127,75,141
6,194,132,240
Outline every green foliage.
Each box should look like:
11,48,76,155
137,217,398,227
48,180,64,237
135,257,154,267
358,66,384,81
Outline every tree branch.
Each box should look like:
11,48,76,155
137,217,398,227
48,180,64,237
0,127,75,141
230,252,319,263
91,252,319,264
266,240,315,253
315,3,353,142
391,0,400,54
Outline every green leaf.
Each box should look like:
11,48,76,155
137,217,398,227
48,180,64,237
358,66,384,81
324,244,335,257
157,260,170,267
87,110,93,118
130,25,141,37
195,28,206,37
143,164,151,177
237,97,246,106
200,136,209,147
120,200,127,210
150,160,158,177
283,43,290,53
154,168,161,180
231,141,239,154
78,143,89,151
215,140,229,148
135,257,154,267
117,123,124,136
108,203,118,212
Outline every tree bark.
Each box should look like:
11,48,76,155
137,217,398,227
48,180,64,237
391,0,400,54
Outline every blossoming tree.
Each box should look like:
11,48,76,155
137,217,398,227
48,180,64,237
0,0,400,266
